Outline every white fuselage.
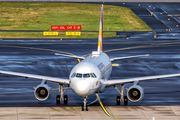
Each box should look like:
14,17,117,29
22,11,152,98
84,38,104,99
69,52,112,97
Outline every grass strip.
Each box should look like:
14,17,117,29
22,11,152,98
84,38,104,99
0,2,152,32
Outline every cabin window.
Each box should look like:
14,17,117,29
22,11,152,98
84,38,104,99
76,73,82,78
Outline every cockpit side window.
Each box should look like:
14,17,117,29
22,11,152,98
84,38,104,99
83,73,90,78
76,73,82,78
92,73,97,78
71,73,76,78
89,73,97,78
90,73,93,78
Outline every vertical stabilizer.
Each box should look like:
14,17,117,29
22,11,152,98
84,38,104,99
97,4,103,52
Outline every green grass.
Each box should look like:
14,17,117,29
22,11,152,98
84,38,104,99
0,32,116,38
0,2,152,38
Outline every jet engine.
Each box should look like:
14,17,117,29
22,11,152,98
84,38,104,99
127,84,144,102
34,82,51,101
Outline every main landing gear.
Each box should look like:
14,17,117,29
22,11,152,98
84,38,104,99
82,97,88,111
115,84,128,105
56,84,69,105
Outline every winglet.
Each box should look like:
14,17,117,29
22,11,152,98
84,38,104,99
97,4,103,52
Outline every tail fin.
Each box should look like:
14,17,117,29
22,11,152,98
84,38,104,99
97,4,103,52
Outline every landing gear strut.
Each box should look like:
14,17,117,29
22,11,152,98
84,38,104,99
115,84,128,105
82,97,88,111
56,84,69,105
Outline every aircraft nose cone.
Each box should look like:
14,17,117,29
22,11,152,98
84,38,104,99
73,80,89,96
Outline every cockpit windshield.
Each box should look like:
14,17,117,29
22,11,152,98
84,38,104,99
76,73,82,78
71,73,97,78
83,73,90,78
71,73,76,77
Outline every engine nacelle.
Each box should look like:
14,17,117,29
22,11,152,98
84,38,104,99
34,83,51,101
127,85,144,102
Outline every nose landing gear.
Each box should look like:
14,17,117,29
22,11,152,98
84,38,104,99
82,97,88,111
56,84,69,105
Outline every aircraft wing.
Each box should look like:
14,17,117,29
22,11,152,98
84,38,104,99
0,70,69,84
55,53,85,59
110,54,149,61
106,73,180,87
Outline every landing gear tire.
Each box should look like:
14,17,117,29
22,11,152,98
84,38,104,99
64,95,68,104
82,105,84,111
56,95,60,104
124,96,128,105
82,97,88,111
86,106,88,111
82,105,88,111
116,96,120,105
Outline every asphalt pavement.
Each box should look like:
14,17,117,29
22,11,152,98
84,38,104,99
0,38,180,107
1,2,180,120
125,3,180,39
0,0,180,112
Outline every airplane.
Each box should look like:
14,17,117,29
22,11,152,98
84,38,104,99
1,4,180,111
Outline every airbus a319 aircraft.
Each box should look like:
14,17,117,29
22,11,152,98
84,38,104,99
1,4,180,111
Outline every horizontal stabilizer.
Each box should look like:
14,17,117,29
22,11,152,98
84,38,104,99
110,54,149,61
55,53,85,59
